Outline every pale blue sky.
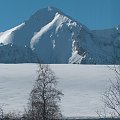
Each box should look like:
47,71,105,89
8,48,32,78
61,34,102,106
0,0,120,31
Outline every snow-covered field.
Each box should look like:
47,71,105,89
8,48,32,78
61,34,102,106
0,64,115,117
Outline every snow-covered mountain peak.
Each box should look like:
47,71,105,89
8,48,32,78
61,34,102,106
0,7,120,64
29,10,89,63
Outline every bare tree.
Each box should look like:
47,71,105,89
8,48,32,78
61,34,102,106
26,64,63,120
101,65,120,118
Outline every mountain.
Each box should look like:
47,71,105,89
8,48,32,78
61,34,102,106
0,6,120,64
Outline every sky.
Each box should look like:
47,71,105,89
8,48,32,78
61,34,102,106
0,0,120,31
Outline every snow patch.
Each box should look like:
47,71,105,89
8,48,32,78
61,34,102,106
0,23,25,44
30,13,61,50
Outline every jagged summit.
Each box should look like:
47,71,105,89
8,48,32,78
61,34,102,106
27,6,62,23
30,6,69,19
26,6,66,24
26,6,89,31
35,6,63,14
0,7,120,64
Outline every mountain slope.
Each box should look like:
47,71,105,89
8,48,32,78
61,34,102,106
0,7,120,64
0,23,25,44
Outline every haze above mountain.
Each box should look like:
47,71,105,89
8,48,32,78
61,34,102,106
0,7,120,64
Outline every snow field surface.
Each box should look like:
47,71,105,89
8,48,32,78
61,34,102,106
0,64,115,117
